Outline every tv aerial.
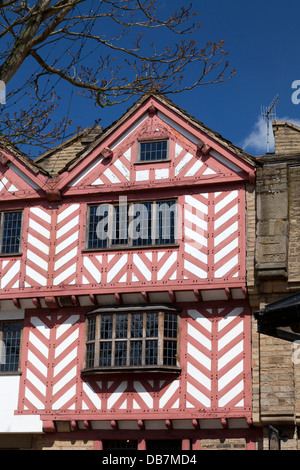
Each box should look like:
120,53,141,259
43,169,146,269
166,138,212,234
261,95,279,153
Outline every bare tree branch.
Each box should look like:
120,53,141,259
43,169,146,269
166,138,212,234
0,0,235,153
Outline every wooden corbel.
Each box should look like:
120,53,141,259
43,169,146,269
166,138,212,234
141,291,150,303
168,290,176,303
148,105,157,116
32,297,41,308
111,420,119,430
225,287,232,300
89,294,98,306
45,296,59,309
242,287,248,299
115,293,123,304
83,420,92,430
70,420,78,432
46,189,62,201
193,289,202,302
248,171,255,185
13,298,21,309
43,421,56,433
71,295,80,307
221,418,228,428
101,147,113,159
0,152,9,166
197,140,212,155
137,419,145,430
192,418,200,429
165,419,173,430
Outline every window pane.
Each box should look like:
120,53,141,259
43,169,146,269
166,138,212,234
140,141,167,161
2,212,22,254
131,314,143,338
99,342,112,366
111,205,128,245
163,340,177,366
84,312,178,370
86,343,95,368
146,313,158,337
115,341,127,366
115,315,128,339
88,205,108,249
164,313,178,338
0,322,22,372
131,202,152,247
130,340,142,366
155,201,176,244
87,200,176,249
87,317,96,341
145,340,158,365
100,315,113,339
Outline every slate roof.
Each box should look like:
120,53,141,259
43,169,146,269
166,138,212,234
34,126,103,176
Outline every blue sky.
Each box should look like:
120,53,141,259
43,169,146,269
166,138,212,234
4,0,300,157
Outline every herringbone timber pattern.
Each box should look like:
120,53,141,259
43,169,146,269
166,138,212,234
25,207,51,288
53,204,80,286
19,313,81,412
130,252,153,283
0,175,19,194
174,144,217,179
216,307,246,408
80,378,181,413
185,308,212,409
183,194,209,280
213,190,240,279
0,259,20,289
51,314,80,410
91,149,131,186
17,306,250,419
82,255,102,285
20,315,52,411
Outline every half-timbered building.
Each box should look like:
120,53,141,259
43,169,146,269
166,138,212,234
0,94,259,450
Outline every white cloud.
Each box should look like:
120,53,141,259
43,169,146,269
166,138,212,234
241,115,300,155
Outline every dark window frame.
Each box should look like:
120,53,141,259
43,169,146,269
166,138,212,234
0,210,23,255
83,306,181,374
0,320,23,373
85,199,177,251
137,139,169,162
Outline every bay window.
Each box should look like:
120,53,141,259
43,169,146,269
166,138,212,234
83,306,181,373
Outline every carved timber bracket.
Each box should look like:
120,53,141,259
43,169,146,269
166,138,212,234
46,189,62,201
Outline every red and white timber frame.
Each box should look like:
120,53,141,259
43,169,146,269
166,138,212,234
0,95,259,448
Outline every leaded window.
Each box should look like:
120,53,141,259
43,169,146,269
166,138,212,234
139,140,168,161
86,200,176,249
0,321,22,372
84,307,180,372
0,211,22,254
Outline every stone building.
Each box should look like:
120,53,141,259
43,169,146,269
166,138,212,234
250,121,300,449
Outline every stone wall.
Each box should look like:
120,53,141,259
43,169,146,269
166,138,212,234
273,121,300,155
250,125,300,448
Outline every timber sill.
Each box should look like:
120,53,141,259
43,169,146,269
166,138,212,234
81,365,181,376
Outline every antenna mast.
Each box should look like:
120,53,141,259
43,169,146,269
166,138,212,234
261,95,278,153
